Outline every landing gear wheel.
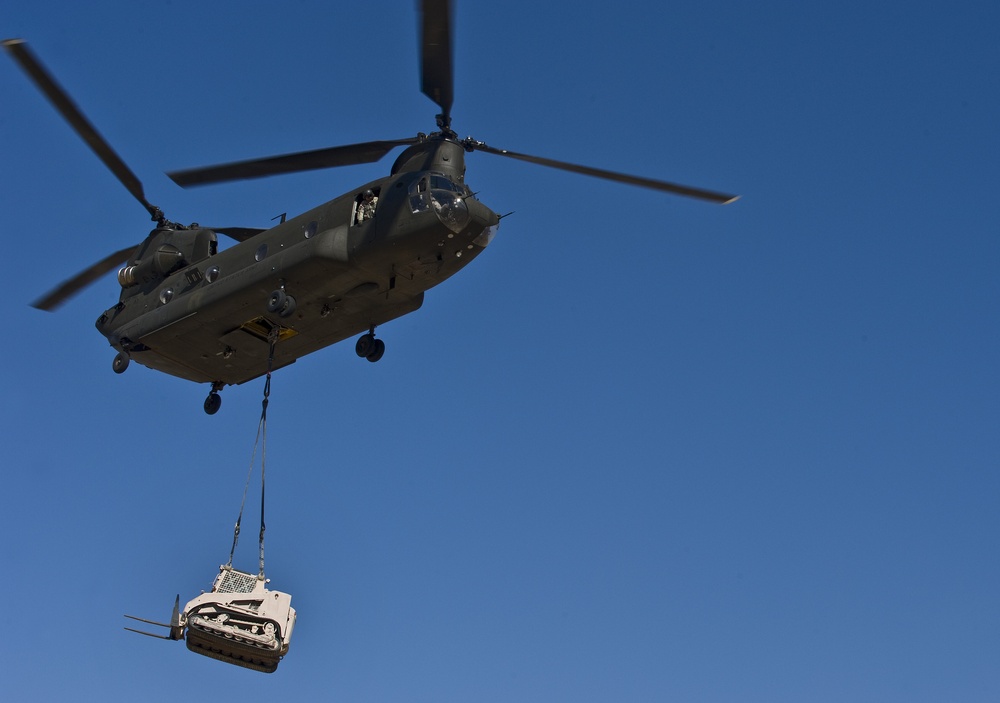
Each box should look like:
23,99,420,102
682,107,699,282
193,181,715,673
355,333,376,358
278,294,296,318
366,338,385,362
204,392,222,415
266,289,287,313
112,351,130,374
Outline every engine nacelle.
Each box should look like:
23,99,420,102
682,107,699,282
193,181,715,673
118,244,185,287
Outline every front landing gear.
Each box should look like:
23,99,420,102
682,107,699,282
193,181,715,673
355,327,385,363
112,351,130,374
204,382,224,415
110,340,148,375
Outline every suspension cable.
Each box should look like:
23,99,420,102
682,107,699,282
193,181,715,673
227,326,279,578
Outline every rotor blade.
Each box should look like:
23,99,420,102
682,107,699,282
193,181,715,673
470,141,740,204
168,138,421,187
32,244,136,311
2,39,160,220
420,0,454,124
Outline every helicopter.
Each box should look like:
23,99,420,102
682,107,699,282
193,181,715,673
4,0,738,415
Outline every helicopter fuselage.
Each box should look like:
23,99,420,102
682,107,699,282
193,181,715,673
98,140,500,386
8,5,736,411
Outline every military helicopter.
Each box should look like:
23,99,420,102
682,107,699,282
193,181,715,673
4,0,737,415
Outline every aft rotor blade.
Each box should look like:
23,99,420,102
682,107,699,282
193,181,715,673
470,141,740,204
32,244,136,311
420,0,454,125
168,138,420,187
2,39,160,220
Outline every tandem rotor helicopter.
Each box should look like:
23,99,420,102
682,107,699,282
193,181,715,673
5,0,738,415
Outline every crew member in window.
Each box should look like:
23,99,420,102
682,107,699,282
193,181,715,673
357,189,378,223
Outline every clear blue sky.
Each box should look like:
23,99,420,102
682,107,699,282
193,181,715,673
2,1,998,701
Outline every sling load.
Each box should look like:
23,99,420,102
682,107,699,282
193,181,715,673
125,326,297,672
125,566,297,673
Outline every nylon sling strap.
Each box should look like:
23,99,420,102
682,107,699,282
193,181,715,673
227,327,279,578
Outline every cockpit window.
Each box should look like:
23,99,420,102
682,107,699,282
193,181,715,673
408,173,472,233
430,174,467,193
410,174,469,213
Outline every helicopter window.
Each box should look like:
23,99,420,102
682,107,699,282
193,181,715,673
255,244,268,261
410,174,468,213
354,188,380,225
430,174,466,193
410,178,430,213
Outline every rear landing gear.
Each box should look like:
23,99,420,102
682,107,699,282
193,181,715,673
204,382,224,415
266,287,296,318
355,328,385,363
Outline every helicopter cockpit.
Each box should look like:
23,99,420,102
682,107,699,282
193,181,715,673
409,173,471,234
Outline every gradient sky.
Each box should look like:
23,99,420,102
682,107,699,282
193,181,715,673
2,1,998,701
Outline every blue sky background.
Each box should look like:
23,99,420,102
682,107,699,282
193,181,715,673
2,1,998,701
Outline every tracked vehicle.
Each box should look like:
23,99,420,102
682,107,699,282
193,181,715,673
126,565,297,673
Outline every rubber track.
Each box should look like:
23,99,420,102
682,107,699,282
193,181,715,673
186,621,282,673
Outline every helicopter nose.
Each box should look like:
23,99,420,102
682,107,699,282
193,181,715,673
464,197,500,239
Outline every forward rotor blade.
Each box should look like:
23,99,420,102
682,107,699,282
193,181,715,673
32,244,136,311
420,0,454,124
168,138,421,187
470,141,740,204
2,39,160,220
